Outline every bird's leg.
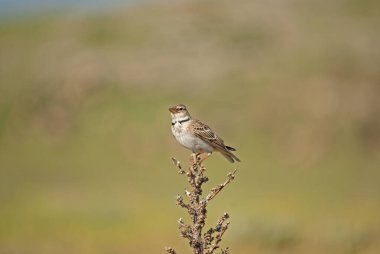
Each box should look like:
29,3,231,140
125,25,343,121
199,153,211,164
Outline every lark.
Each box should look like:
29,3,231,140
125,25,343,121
169,104,240,163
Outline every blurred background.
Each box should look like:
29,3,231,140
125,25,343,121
1,0,380,253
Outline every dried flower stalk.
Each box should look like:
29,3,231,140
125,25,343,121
166,155,237,254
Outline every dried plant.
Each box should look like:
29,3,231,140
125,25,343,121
165,155,238,254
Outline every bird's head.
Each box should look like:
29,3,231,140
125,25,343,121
169,104,191,119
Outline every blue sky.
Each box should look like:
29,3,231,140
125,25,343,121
0,0,150,18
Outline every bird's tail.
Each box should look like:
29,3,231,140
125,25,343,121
220,146,241,163
226,146,236,151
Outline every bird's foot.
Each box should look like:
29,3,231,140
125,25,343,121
199,153,211,164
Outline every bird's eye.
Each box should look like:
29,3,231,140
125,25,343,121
178,107,183,110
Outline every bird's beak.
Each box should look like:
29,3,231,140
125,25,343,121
169,106,176,113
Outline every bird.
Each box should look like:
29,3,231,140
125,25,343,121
169,104,240,163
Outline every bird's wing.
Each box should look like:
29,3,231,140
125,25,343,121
192,120,226,150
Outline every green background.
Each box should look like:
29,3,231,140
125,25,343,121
1,0,379,253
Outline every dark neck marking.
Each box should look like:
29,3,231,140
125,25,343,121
172,117,190,126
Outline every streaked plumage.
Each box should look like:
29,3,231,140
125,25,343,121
169,104,240,163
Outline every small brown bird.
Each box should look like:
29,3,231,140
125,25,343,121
169,104,240,163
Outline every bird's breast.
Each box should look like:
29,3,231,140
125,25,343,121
171,124,213,153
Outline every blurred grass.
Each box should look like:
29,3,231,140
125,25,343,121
1,0,380,253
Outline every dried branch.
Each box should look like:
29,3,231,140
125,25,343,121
165,247,177,254
204,213,231,254
176,194,190,211
172,157,185,174
206,170,237,202
221,247,230,254
166,155,238,254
